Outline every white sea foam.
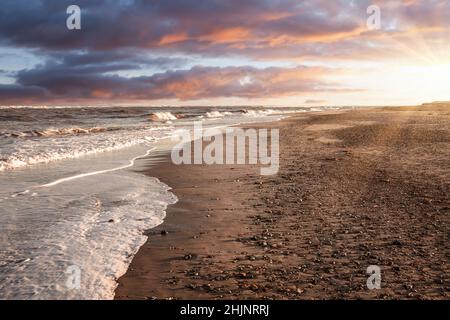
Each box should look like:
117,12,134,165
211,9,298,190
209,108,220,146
0,171,177,300
0,126,116,138
242,109,276,116
150,112,178,121
205,111,233,118
0,126,173,172
40,147,156,188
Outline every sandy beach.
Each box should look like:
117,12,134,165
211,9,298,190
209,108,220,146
115,106,449,300
2,1,450,306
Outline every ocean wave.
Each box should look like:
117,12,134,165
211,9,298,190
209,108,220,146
0,127,173,172
0,172,178,299
205,111,233,118
0,126,119,138
242,109,275,116
150,112,178,122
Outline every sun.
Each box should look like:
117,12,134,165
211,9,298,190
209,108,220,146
425,63,450,86
377,61,450,104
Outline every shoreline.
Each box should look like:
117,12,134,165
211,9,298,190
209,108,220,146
115,115,292,299
115,108,449,300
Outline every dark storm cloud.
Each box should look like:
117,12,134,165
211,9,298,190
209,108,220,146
0,0,447,103
1,0,445,53
5,63,346,103
0,84,47,103
58,51,186,69
0,0,365,52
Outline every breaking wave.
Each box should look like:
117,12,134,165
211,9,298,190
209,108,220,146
0,126,173,172
204,111,233,118
0,126,118,138
150,112,178,122
242,109,276,116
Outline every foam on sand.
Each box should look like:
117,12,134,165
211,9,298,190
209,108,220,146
0,171,177,299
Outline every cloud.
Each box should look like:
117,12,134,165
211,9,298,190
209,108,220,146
304,99,328,104
0,0,447,104
0,84,47,103
0,1,446,55
0,2,409,52
2,63,351,103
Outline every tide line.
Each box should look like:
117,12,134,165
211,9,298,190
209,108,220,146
40,147,157,188
10,125,225,196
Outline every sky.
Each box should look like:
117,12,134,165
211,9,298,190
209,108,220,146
0,0,448,107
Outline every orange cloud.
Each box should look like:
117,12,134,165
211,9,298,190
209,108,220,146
159,32,189,45
198,27,253,44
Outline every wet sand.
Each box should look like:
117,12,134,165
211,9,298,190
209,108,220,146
116,106,449,300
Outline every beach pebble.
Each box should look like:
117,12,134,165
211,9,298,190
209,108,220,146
184,254,197,260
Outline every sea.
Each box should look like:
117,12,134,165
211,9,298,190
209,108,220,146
0,105,332,299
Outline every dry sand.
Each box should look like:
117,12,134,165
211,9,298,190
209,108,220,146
116,107,449,300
